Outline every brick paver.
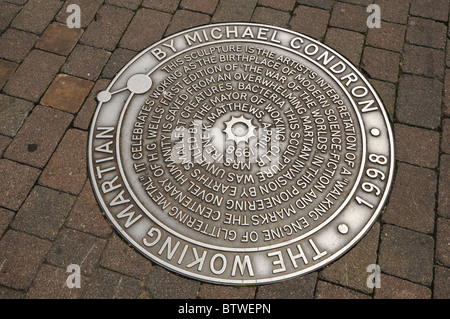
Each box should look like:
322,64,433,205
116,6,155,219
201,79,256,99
38,129,88,195
40,74,94,113
36,22,84,56
11,186,76,240
0,0,448,301
290,5,330,39
3,50,65,102
4,105,73,168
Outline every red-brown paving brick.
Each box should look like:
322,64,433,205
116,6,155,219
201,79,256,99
40,74,94,114
36,22,84,56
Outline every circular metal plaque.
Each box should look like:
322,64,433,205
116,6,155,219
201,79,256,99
88,23,394,285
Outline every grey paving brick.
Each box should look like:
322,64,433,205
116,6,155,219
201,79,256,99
325,28,365,66
84,268,143,299
101,48,137,79
315,281,370,299
46,228,107,276
26,263,88,299
256,272,317,299
100,235,152,280
0,59,17,89
362,47,400,83
259,0,296,11
198,283,256,299
290,5,330,39
106,0,142,10
142,0,180,13
319,222,380,293
433,266,450,299
438,154,450,218
436,218,450,267
0,2,22,31
0,94,34,138
144,265,200,298
374,0,410,24
410,0,449,22
329,2,368,33
393,124,440,168
120,9,172,51
4,105,73,168
56,0,104,28
406,17,446,50
61,45,111,81
165,9,211,36
442,118,450,154
379,225,434,286
11,186,76,240
0,159,40,211
296,0,334,10
3,50,66,102
0,230,51,290
211,0,258,23
181,0,220,15
0,208,14,239
251,6,291,28
402,44,445,80
383,163,437,234
11,0,63,34
369,79,396,119
396,74,442,129
0,286,25,299
39,129,88,195
366,21,406,52
445,69,450,117
374,274,432,299
80,5,134,51
0,135,11,158
0,28,39,62
65,181,113,238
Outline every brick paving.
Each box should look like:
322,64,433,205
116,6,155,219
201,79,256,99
0,0,448,300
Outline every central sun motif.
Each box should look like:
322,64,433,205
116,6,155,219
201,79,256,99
223,115,257,144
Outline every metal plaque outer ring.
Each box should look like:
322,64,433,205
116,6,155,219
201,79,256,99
88,23,395,285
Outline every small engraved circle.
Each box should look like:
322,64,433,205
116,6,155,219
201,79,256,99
127,74,152,94
370,128,381,137
97,90,112,103
338,224,349,234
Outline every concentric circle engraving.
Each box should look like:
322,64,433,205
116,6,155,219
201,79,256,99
88,23,394,285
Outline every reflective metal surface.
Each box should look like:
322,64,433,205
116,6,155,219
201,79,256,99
88,23,394,285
